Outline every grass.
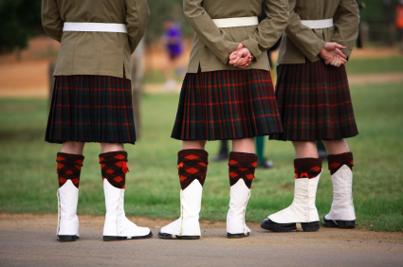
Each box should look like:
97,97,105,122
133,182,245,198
0,82,403,232
347,56,403,74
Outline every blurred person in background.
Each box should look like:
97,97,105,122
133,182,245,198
163,18,184,91
356,0,366,49
159,0,288,240
131,39,145,138
42,0,152,242
261,0,360,233
396,0,403,51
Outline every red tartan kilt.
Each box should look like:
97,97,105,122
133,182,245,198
171,69,283,140
45,75,136,144
270,61,358,141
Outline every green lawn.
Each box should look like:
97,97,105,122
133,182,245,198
0,82,402,232
347,56,403,74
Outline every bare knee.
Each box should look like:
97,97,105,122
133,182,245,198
232,138,255,154
182,140,206,150
293,141,318,158
101,143,124,153
60,142,85,154
323,140,350,155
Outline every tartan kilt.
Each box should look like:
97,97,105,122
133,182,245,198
270,61,358,141
45,75,136,144
171,69,283,141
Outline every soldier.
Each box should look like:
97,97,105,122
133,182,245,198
159,0,288,239
42,0,152,241
261,0,360,232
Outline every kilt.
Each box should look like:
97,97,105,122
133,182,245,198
270,61,358,141
45,75,136,144
171,69,283,141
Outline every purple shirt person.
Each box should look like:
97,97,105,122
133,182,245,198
164,21,183,61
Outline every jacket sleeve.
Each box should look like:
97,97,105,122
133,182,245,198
283,0,326,62
126,0,150,53
331,0,360,58
41,0,63,42
242,0,289,58
183,0,239,64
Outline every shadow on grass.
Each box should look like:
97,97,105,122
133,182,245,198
0,128,45,142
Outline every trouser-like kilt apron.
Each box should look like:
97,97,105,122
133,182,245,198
45,75,136,144
270,61,358,141
171,69,283,141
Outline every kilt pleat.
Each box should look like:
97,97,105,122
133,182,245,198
270,61,358,141
45,75,136,144
171,70,283,140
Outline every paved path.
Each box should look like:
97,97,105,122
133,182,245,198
0,214,402,267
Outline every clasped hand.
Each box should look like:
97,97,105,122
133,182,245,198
228,43,253,69
319,42,348,67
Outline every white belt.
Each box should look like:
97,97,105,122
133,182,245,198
301,18,334,29
213,16,259,28
63,22,127,33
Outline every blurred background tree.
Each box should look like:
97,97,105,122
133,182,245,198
0,0,41,55
360,0,399,45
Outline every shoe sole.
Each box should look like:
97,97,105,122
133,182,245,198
227,232,250,239
323,218,355,229
103,231,153,241
57,235,79,242
158,232,200,240
261,219,320,232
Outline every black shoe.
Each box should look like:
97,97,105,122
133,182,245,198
261,218,320,232
158,232,200,240
323,217,355,229
227,232,250,239
57,235,79,242
103,231,153,241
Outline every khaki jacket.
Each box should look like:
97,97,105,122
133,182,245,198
278,0,359,64
41,0,150,79
184,0,289,73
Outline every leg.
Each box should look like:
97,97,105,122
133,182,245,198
56,142,85,242
226,138,258,238
261,141,322,232
100,143,124,153
293,141,319,158
99,143,152,240
212,140,229,162
316,141,327,160
60,141,85,154
256,136,274,169
322,139,356,229
159,140,208,239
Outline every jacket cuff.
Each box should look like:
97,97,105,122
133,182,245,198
242,38,262,59
306,40,326,62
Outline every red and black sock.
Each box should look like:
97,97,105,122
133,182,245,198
177,149,208,190
56,152,84,188
294,158,322,179
228,152,258,188
99,151,129,189
328,152,354,175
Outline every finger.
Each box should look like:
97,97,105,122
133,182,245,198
334,43,347,50
334,48,347,59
